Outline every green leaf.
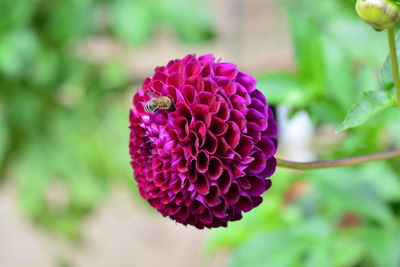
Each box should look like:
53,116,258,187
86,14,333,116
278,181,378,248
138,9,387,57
359,162,400,202
0,29,38,78
392,0,400,9
45,0,95,43
0,0,36,31
158,0,215,43
110,0,155,45
362,225,400,267
305,245,332,267
29,50,59,87
380,58,394,91
327,16,386,64
309,98,347,124
256,72,309,106
336,91,395,132
285,3,326,96
229,230,306,267
322,37,355,109
311,168,394,226
332,230,366,267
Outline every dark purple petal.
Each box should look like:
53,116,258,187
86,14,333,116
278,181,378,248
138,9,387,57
192,104,211,127
199,91,215,105
257,137,276,158
210,116,228,136
188,131,199,157
216,97,230,121
236,135,254,158
204,131,218,154
205,186,221,207
212,201,228,218
258,157,277,178
198,209,212,224
247,176,267,196
195,121,207,146
248,147,267,173
247,108,268,131
225,182,241,205
130,54,278,229
196,150,209,173
224,122,240,149
218,168,232,194
264,107,278,137
230,110,246,131
237,195,253,212
190,200,206,214
196,174,210,195
207,156,223,180
236,72,256,92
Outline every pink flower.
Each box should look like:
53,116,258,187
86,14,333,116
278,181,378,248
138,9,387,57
129,54,278,228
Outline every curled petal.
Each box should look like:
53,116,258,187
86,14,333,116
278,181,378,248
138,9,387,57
196,174,210,195
218,168,232,194
207,156,223,180
190,200,206,214
224,122,240,149
182,85,198,104
186,62,201,77
257,137,276,158
213,201,228,218
204,131,218,154
188,131,200,157
247,176,267,196
230,110,246,131
205,186,221,207
196,150,209,173
130,54,278,229
236,135,254,158
237,195,253,212
215,63,238,79
248,147,267,174
236,72,256,92
247,108,268,131
225,182,241,205
210,116,228,136
192,104,211,127
167,72,183,87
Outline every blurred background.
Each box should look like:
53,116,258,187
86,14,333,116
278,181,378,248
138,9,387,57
1,0,400,266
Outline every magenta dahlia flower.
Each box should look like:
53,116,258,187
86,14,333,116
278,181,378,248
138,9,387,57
129,54,278,229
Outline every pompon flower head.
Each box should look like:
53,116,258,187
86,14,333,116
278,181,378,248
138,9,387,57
129,54,278,229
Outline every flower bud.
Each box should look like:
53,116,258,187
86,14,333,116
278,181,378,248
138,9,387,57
356,0,400,31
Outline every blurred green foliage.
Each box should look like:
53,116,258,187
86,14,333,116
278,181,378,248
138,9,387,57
207,0,400,266
2,0,400,266
0,0,214,239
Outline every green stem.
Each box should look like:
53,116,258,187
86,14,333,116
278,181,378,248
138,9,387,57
276,149,400,170
388,28,400,107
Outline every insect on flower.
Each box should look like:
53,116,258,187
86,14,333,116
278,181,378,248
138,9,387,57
144,96,173,113
129,54,278,229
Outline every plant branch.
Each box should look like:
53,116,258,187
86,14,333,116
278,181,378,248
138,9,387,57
276,149,400,170
388,27,400,107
